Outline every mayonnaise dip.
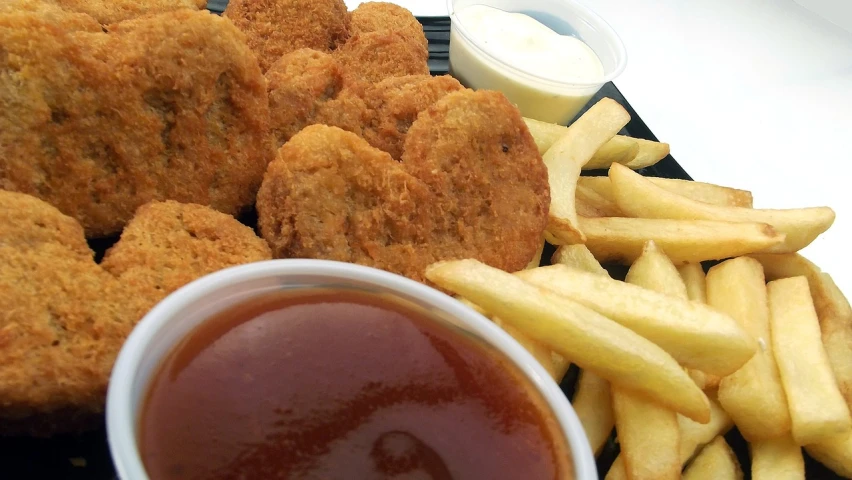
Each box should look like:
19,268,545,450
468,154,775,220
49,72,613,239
449,4,606,124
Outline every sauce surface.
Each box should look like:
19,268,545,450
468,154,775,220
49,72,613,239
450,5,604,124
139,289,572,479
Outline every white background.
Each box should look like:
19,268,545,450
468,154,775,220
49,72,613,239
347,0,852,294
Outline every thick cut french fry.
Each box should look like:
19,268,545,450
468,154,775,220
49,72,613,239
516,265,756,375
609,163,835,253
768,276,852,445
575,183,622,218
624,240,688,299
425,260,710,422
683,436,743,480
806,430,852,478
706,257,791,441
544,98,630,244
580,216,784,265
607,396,733,480
751,437,805,480
678,263,707,304
525,240,545,270
612,388,680,480
551,244,610,277
624,137,671,169
572,370,614,456
585,135,640,169
579,175,754,208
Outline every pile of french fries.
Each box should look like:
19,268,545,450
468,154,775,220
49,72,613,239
425,98,852,479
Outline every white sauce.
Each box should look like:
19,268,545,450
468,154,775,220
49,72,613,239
450,5,606,124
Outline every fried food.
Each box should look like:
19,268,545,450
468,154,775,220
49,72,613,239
257,89,549,283
0,9,273,237
0,0,101,30
0,192,270,436
52,0,206,24
349,1,427,51
224,0,349,73
334,30,429,86
360,75,464,159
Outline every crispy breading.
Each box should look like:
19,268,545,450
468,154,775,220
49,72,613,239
257,90,549,283
0,192,271,436
52,0,206,24
334,30,429,86
350,1,427,51
359,75,464,160
0,9,273,238
101,201,272,302
224,0,349,73
0,0,101,30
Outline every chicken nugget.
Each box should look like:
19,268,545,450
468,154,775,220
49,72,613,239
257,125,437,276
360,75,463,159
0,193,271,436
101,200,272,302
0,190,135,436
0,0,101,31
334,30,429,87
350,2,427,51
400,89,550,274
224,0,349,73
266,49,368,147
0,9,273,237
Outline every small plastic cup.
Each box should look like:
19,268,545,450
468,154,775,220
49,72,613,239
447,0,627,125
106,259,597,480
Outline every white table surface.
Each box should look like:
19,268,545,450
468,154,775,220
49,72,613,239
347,0,852,295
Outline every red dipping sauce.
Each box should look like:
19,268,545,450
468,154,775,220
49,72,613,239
139,288,572,479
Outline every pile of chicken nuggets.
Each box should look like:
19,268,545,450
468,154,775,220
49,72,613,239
0,0,550,434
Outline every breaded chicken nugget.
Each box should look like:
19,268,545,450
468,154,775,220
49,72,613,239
0,193,271,436
257,90,549,283
360,75,463,160
257,125,435,274
101,200,272,302
0,9,273,237
334,30,429,86
350,2,427,51
224,0,349,73
0,0,101,31
0,191,135,436
266,49,368,147
52,0,206,24
401,90,550,274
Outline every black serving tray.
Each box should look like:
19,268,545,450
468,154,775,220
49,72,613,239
0,5,840,480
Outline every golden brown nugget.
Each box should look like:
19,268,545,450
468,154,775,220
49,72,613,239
0,192,271,436
53,0,206,24
224,0,349,72
0,9,273,237
350,1,427,51
334,30,429,86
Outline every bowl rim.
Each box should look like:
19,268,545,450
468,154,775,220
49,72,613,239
106,259,598,480
446,0,627,89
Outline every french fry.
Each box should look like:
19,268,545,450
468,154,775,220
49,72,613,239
425,260,711,422
609,240,682,480
525,240,545,270
767,276,852,445
683,436,743,480
551,244,610,277
607,396,733,480
751,437,805,480
580,216,784,265
624,240,688,299
612,388,680,480
579,175,754,208
572,370,614,456
806,430,852,478
515,265,756,376
543,98,630,244
624,137,672,169
678,263,708,304
609,163,835,253
575,183,622,218
706,257,792,441
585,135,640,169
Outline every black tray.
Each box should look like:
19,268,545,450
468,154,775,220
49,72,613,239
0,6,840,480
